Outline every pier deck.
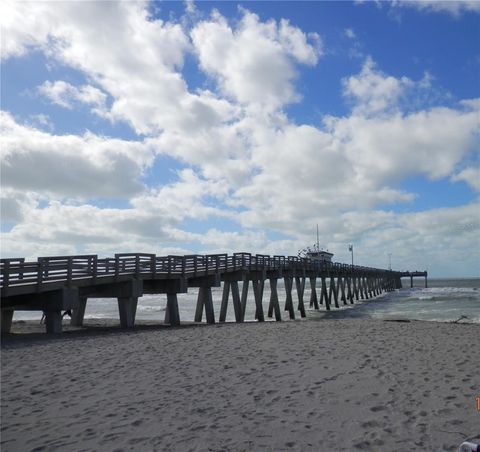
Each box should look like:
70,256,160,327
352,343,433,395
400,271,429,288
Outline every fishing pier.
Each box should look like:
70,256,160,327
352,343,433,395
1,253,427,334
400,271,429,288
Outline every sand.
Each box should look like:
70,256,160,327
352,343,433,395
1,319,479,451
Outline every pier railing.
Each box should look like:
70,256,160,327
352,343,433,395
0,252,401,294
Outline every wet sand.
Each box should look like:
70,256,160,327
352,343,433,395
1,319,479,451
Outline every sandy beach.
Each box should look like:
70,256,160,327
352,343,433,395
1,319,479,451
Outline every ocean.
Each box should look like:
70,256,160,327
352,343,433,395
311,278,480,324
12,277,480,324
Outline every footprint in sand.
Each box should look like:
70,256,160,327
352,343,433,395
370,405,386,412
449,419,463,426
361,420,383,428
353,440,372,450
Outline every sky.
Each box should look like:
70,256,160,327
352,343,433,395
1,0,479,277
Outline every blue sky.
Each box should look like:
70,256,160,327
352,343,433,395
1,0,479,276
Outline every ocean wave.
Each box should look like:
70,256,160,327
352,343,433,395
414,287,478,294
137,305,166,312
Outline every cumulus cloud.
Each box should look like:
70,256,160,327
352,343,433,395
336,203,480,276
325,104,478,182
191,9,321,110
344,28,356,39
1,112,154,198
0,189,39,223
1,0,50,59
451,167,480,192
391,0,480,16
130,168,231,223
342,57,415,115
2,1,207,135
229,100,478,235
38,81,108,114
26,114,54,132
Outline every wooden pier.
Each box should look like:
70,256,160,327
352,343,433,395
0,253,423,334
400,271,429,288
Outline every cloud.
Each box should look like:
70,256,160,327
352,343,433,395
26,114,54,132
451,167,480,192
130,168,231,223
0,165,236,259
338,203,480,276
229,100,478,235
342,57,415,115
1,1,202,135
190,8,321,110
325,104,478,182
38,81,108,115
0,189,39,223
1,112,154,199
2,195,477,276
1,0,50,59
344,28,356,39
392,0,480,16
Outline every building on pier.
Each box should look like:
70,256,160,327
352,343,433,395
298,225,333,263
302,245,333,263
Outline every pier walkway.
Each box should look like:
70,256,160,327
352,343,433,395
1,253,427,334
400,271,429,288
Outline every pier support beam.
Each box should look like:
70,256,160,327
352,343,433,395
220,280,243,323
284,277,295,319
117,297,138,328
367,278,373,298
70,297,87,327
267,278,282,321
230,281,243,322
45,310,62,334
252,279,265,322
309,277,319,309
321,277,329,310
396,277,402,289
219,281,230,322
346,277,354,304
44,287,80,333
295,277,306,318
363,278,370,299
1,309,14,334
164,293,180,326
329,277,339,308
359,278,365,299
195,287,215,324
240,277,250,322
338,276,347,305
